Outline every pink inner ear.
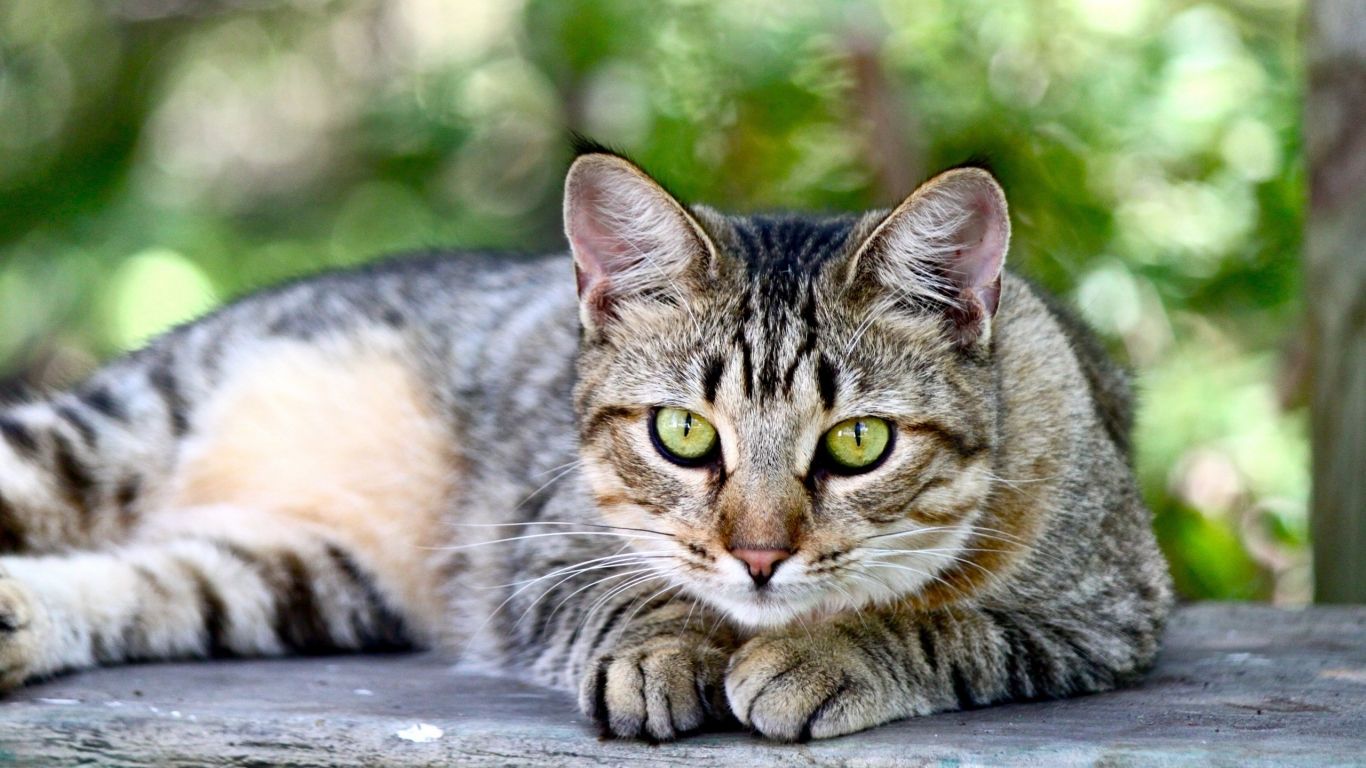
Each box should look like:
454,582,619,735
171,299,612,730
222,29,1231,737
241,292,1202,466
569,195,635,322
948,185,1008,318
563,155,710,327
568,191,619,300
573,262,595,300
568,169,644,293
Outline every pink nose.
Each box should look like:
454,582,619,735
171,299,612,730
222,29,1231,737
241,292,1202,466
730,548,792,587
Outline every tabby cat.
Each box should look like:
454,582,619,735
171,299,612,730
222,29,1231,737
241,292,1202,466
0,146,1171,741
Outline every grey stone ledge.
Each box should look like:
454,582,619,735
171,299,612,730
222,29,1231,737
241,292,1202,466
1,603,1363,767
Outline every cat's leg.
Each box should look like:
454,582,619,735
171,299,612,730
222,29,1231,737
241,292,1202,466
0,368,184,554
575,597,739,742
513,559,738,742
722,594,1167,741
0,330,456,691
0,524,414,690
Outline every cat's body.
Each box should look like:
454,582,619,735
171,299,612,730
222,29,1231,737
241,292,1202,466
0,152,1170,741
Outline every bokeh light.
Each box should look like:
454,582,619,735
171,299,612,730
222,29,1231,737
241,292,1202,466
0,0,1307,602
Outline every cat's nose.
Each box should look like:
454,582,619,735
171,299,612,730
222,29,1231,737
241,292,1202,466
729,547,791,587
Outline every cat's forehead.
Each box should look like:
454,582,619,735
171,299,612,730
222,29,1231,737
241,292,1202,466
697,216,864,315
719,214,861,277
592,210,955,411
685,214,869,324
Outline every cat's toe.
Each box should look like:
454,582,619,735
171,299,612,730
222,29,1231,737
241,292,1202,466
726,634,886,741
0,577,40,693
580,638,729,741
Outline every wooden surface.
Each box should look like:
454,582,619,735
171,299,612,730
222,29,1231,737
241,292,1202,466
1,604,1362,767
1307,0,1366,603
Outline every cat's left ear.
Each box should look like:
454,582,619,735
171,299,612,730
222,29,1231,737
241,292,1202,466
563,152,717,333
846,167,1010,347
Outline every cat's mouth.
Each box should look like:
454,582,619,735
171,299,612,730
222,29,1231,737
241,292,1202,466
681,564,844,629
679,542,963,629
693,585,815,629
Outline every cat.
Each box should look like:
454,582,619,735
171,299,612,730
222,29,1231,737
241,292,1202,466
0,144,1172,742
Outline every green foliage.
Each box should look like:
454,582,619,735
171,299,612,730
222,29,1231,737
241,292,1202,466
0,0,1307,601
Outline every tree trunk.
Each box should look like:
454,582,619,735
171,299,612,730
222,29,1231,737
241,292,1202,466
1306,1,1366,603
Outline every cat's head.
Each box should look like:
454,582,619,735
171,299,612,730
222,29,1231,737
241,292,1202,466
565,150,1010,628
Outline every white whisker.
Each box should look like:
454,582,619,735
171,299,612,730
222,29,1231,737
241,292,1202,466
515,565,660,629
858,561,964,602
864,548,997,580
427,530,667,553
485,552,668,589
581,572,664,630
531,459,583,478
448,520,674,538
617,582,681,635
515,463,582,509
546,566,664,625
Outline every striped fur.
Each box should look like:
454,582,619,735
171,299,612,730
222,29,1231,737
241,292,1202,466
0,153,1170,743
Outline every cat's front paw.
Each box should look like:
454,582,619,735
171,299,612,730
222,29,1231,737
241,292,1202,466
726,630,896,741
0,574,41,692
580,635,730,741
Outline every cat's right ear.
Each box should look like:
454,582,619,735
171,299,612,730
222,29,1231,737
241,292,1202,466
843,167,1011,349
563,153,716,332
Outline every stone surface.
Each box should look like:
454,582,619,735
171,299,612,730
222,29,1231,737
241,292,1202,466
1,604,1362,766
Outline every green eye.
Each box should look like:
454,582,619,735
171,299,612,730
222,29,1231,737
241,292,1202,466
652,408,719,464
822,417,892,472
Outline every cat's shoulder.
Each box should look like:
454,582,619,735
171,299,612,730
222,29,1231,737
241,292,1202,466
1000,272,1134,455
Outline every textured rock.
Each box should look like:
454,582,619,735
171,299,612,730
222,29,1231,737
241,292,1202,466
1,604,1362,767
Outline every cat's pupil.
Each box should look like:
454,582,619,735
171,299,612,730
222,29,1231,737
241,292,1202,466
683,413,693,437
854,420,864,447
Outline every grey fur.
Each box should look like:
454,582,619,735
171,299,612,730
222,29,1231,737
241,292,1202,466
0,154,1170,742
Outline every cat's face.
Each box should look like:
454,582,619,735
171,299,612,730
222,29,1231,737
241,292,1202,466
566,153,1010,628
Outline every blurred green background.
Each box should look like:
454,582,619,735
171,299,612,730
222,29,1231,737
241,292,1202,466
0,0,1306,602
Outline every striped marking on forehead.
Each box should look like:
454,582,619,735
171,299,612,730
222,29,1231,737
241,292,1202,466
730,215,855,287
721,216,856,406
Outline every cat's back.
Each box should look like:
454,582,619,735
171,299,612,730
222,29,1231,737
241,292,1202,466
207,250,574,347
124,249,579,402
82,250,583,529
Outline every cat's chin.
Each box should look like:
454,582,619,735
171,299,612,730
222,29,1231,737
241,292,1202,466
704,592,811,630
689,584,866,631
